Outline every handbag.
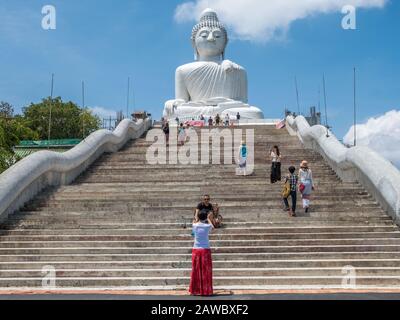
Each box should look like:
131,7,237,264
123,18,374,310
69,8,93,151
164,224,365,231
282,180,291,198
299,183,305,193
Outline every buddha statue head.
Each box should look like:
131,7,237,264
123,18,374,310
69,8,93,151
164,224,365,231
191,8,228,61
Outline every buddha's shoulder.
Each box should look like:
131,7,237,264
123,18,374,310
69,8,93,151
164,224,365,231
176,62,209,74
176,61,245,74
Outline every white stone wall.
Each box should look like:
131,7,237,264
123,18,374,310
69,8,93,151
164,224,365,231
0,118,152,223
286,115,400,224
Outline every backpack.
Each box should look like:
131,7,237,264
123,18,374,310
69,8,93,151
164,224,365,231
282,180,291,198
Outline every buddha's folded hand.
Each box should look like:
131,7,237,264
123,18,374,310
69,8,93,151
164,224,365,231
222,60,241,73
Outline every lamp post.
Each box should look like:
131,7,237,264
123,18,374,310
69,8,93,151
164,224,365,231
47,73,54,146
295,76,300,116
127,77,130,120
82,81,85,138
322,74,330,138
353,67,357,147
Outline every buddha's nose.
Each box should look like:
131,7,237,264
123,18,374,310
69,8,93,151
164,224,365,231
207,33,216,42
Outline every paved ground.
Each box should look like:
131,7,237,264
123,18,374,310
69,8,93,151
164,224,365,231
1,290,400,300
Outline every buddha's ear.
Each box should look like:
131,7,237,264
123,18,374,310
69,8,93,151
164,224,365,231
222,51,225,61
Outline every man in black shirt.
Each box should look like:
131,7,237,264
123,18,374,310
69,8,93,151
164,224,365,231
195,195,222,227
196,195,214,215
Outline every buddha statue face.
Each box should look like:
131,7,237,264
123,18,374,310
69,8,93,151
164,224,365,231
195,26,227,60
191,9,228,61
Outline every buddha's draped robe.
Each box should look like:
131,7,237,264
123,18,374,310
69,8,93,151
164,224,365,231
180,62,248,104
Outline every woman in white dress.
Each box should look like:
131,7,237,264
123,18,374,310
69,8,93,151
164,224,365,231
299,160,315,213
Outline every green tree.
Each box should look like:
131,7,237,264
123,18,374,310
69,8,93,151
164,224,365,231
0,101,17,171
80,108,102,137
0,117,38,173
0,120,16,173
23,97,101,140
0,101,14,118
0,98,101,174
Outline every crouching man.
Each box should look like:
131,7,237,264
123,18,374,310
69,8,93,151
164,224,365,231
194,195,223,228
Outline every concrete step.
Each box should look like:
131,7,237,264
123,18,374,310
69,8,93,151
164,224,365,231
15,210,384,221
0,276,400,289
9,214,389,225
3,277,400,288
22,198,381,208
2,267,400,278
1,124,398,290
1,244,400,255
1,238,400,249
1,224,397,234
4,220,395,231
97,157,326,163
79,176,334,182
108,152,325,159
116,147,312,154
1,231,399,241
2,252,400,263
1,259,399,270
24,200,380,210
55,186,367,194
85,168,336,175
35,193,371,201
68,181,362,188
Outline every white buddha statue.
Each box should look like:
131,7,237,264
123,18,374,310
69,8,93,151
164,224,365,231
163,8,264,121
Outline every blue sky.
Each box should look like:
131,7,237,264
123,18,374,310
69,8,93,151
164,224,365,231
0,0,399,139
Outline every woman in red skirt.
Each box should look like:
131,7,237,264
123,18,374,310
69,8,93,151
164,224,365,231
189,210,214,296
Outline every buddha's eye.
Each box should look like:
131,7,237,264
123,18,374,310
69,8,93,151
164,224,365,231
200,31,209,38
213,32,222,38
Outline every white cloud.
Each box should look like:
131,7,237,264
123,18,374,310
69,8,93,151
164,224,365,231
89,106,117,119
344,110,400,169
175,0,387,42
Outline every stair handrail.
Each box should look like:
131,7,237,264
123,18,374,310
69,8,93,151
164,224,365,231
286,115,400,224
0,118,152,223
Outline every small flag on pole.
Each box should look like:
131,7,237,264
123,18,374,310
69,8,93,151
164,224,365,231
276,119,286,129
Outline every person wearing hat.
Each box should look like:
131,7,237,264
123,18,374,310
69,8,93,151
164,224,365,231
299,160,315,213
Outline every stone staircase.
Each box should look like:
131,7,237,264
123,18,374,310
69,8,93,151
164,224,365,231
0,125,399,291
